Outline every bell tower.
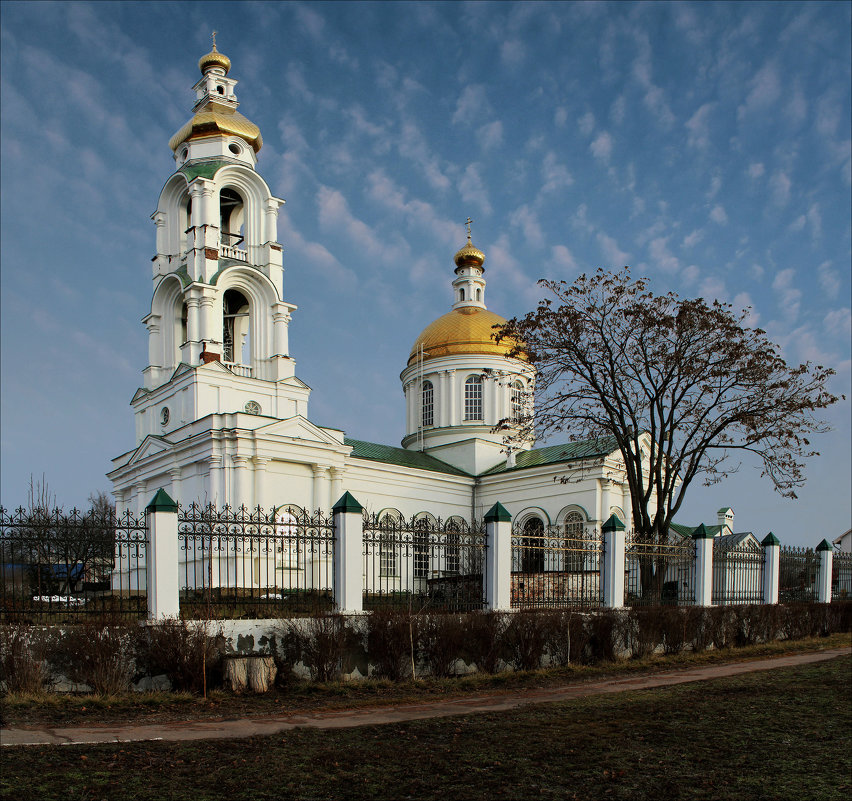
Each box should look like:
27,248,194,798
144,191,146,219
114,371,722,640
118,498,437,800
128,39,310,446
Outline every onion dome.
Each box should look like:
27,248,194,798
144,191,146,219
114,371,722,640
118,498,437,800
407,307,526,366
199,44,231,75
169,109,263,153
453,236,485,270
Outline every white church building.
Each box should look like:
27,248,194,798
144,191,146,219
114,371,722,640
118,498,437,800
108,44,638,540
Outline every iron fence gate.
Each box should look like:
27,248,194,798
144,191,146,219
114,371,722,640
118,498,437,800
712,538,765,605
0,505,147,622
363,513,486,612
625,533,696,606
778,546,818,603
510,522,603,609
177,503,335,617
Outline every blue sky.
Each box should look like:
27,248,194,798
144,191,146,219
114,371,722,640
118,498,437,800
1,1,849,545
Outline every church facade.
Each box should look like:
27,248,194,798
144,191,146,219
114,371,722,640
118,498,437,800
108,45,638,539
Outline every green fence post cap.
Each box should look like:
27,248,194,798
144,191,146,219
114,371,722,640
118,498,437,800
484,502,512,523
601,513,625,533
692,523,715,540
761,532,780,546
146,488,178,513
332,491,363,513
816,538,833,552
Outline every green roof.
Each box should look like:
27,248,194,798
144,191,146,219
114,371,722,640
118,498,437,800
344,438,472,477
670,522,724,539
179,158,229,182
481,436,619,475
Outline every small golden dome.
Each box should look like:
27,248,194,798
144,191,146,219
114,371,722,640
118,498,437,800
169,108,263,153
454,237,485,270
408,307,526,366
199,46,231,75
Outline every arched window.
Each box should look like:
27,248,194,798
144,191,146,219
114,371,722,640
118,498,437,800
274,508,301,570
180,302,188,347
564,511,585,572
445,519,461,574
476,288,482,301
413,517,430,579
511,381,524,421
379,514,399,577
521,517,545,574
459,287,465,301
219,187,245,255
223,289,250,364
421,380,434,428
464,375,483,421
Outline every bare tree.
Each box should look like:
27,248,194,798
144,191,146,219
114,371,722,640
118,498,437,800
497,269,840,551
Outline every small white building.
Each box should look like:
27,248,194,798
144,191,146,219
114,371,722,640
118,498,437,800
109,45,645,591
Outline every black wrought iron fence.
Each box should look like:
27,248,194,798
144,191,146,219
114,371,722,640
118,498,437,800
362,513,486,612
177,503,335,618
779,546,818,603
0,505,147,622
834,551,852,601
510,523,603,609
712,538,765,605
625,533,695,606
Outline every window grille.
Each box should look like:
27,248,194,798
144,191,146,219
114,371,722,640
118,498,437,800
421,380,434,428
564,511,585,572
414,519,429,578
445,521,461,574
464,375,483,421
379,518,397,577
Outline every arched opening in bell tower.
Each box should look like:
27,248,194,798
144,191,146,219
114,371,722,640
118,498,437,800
223,288,251,366
220,188,246,258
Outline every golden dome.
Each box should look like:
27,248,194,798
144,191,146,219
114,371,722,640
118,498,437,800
454,238,485,270
408,307,527,366
169,109,263,153
199,47,231,75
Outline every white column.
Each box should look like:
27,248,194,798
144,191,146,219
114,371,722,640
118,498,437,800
438,371,449,427
484,502,512,611
333,492,364,614
447,370,457,425
600,479,612,524
272,308,291,357
817,539,834,603
169,467,182,507
693,524,715,606
762,532,780,605
233,456,251,509
329,467,344,507
146,489,180,621
312,465,330,513
602,513,626,609
253,457,268,513
134,482,147,517
208,455,223,507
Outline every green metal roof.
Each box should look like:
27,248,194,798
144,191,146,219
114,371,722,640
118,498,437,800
179,158,229,182
669,522,724,539
481,435,619,475
344,438,472,477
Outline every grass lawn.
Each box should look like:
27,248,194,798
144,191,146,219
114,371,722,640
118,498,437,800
2,653,849,801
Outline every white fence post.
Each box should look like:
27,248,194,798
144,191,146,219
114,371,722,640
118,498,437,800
484,502,512,611
602,514,625,609
333,492,364,614
146,488,180,621
816,539,833,604
761,532,780,605
692,523,715,606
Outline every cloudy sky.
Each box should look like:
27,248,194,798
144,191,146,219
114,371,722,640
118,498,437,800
1,1,849,545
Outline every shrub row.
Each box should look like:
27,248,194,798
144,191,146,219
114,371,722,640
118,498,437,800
2,602,849,695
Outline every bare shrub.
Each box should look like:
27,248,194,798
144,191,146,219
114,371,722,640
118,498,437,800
542,610,590,667
287,615,353,682
50,622,135,695
366,609,416,680
462,611,506,674
503,611,551,671
629,608,665,658
134,619,223,694
658,606,688,655
418,614,465,678
587,610,625,662
684,607,712,652
0,623,53,694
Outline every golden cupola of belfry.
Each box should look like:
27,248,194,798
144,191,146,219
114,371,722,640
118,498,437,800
169,36,263,160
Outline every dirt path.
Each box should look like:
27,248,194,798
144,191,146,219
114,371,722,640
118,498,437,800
2,647,848,747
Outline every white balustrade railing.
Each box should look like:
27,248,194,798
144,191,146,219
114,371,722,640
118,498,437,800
220,242,248,261
223,361,253,377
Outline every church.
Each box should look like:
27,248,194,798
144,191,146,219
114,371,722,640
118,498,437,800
107,43,638,539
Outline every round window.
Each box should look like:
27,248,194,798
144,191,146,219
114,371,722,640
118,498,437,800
244,400,261,415
228,143,242,155
160,407,170,426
